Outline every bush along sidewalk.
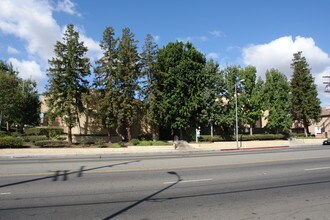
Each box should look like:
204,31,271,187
200,134,287,142
0,136,23,148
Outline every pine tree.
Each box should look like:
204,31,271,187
140,34,159,140
94,26,119,143
114,28,140,141
46,24,90,144
290,51,321,136
264,69,292,133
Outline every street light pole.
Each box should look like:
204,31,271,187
235,79,244,149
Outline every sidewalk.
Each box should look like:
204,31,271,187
0,139,324,158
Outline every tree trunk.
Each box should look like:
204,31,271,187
19,123,24,134
303,119,309,137
107,128,112,143
116,126,125,141
127,127,131,142
151,127,158,141
250,124,253,136
67,126,72,145
6,122,9,132
210,123,214,137
179,128,183,140
76,113,81,135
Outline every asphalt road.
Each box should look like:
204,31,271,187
1,147,330,219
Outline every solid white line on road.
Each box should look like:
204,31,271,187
163,178,213,184
304,167,330,171
0,192,11,195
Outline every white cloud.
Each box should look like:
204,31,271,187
0,0,62,62
7,46,19,54
56,0,81,16
242,36,330,106
206,52,219,60
80,34,102,63
8,58,45,82
152,35,160,42
210,30,225,38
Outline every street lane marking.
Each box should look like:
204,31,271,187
2,155,330,178
304,167,330,171
163,178,213,184
0,192,11,195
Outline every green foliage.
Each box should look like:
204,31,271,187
0,136,23,148
240,66,265,134
157,41,206,136
131,138,139,145
290,51,321,136
264,69,292,132
24,127,63,137
46,24,91,144
0,130,8,137
200,134,286,142
95,138,106,146
34,140,69,148
24,135,48,143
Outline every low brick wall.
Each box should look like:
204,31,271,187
72,135,121,144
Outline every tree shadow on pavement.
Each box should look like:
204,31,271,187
0,160,139,188
102,171,182,220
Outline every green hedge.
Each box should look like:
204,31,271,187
200,134,286,142
34,140,69,148
0,137,23,147
24,135,49,143
0,130,8,137
25,127,64,137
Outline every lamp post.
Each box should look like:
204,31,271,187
235,79,244,149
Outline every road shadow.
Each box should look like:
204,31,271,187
102,171,182,220
0,160,139,188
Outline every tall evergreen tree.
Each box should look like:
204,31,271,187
290,51,321,136
46,24,90,144
140,34,159,140
157,41,206,139
94,26,119,142
114,28,140,141
264,69,292,133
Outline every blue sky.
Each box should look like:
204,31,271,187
1,0,330,105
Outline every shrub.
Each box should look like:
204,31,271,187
25,127,64,137
34,140,69,148
131,139,139,146
95,138,106,146
0,130,8,137
0,137,23,148
200,134,286,142
24,135,48,143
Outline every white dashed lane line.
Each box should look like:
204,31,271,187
304,167,330,171
0,192,11,195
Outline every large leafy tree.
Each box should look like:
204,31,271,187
240,66,265,135
114,27,140,141
94,26,119,142
264,69,292,133
0,61,40,132
290,51,321,136
157,41,206,139
15,79,41,132
198,60,225,136
46,24,90,144
0,61,20,130
140,34,159,140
